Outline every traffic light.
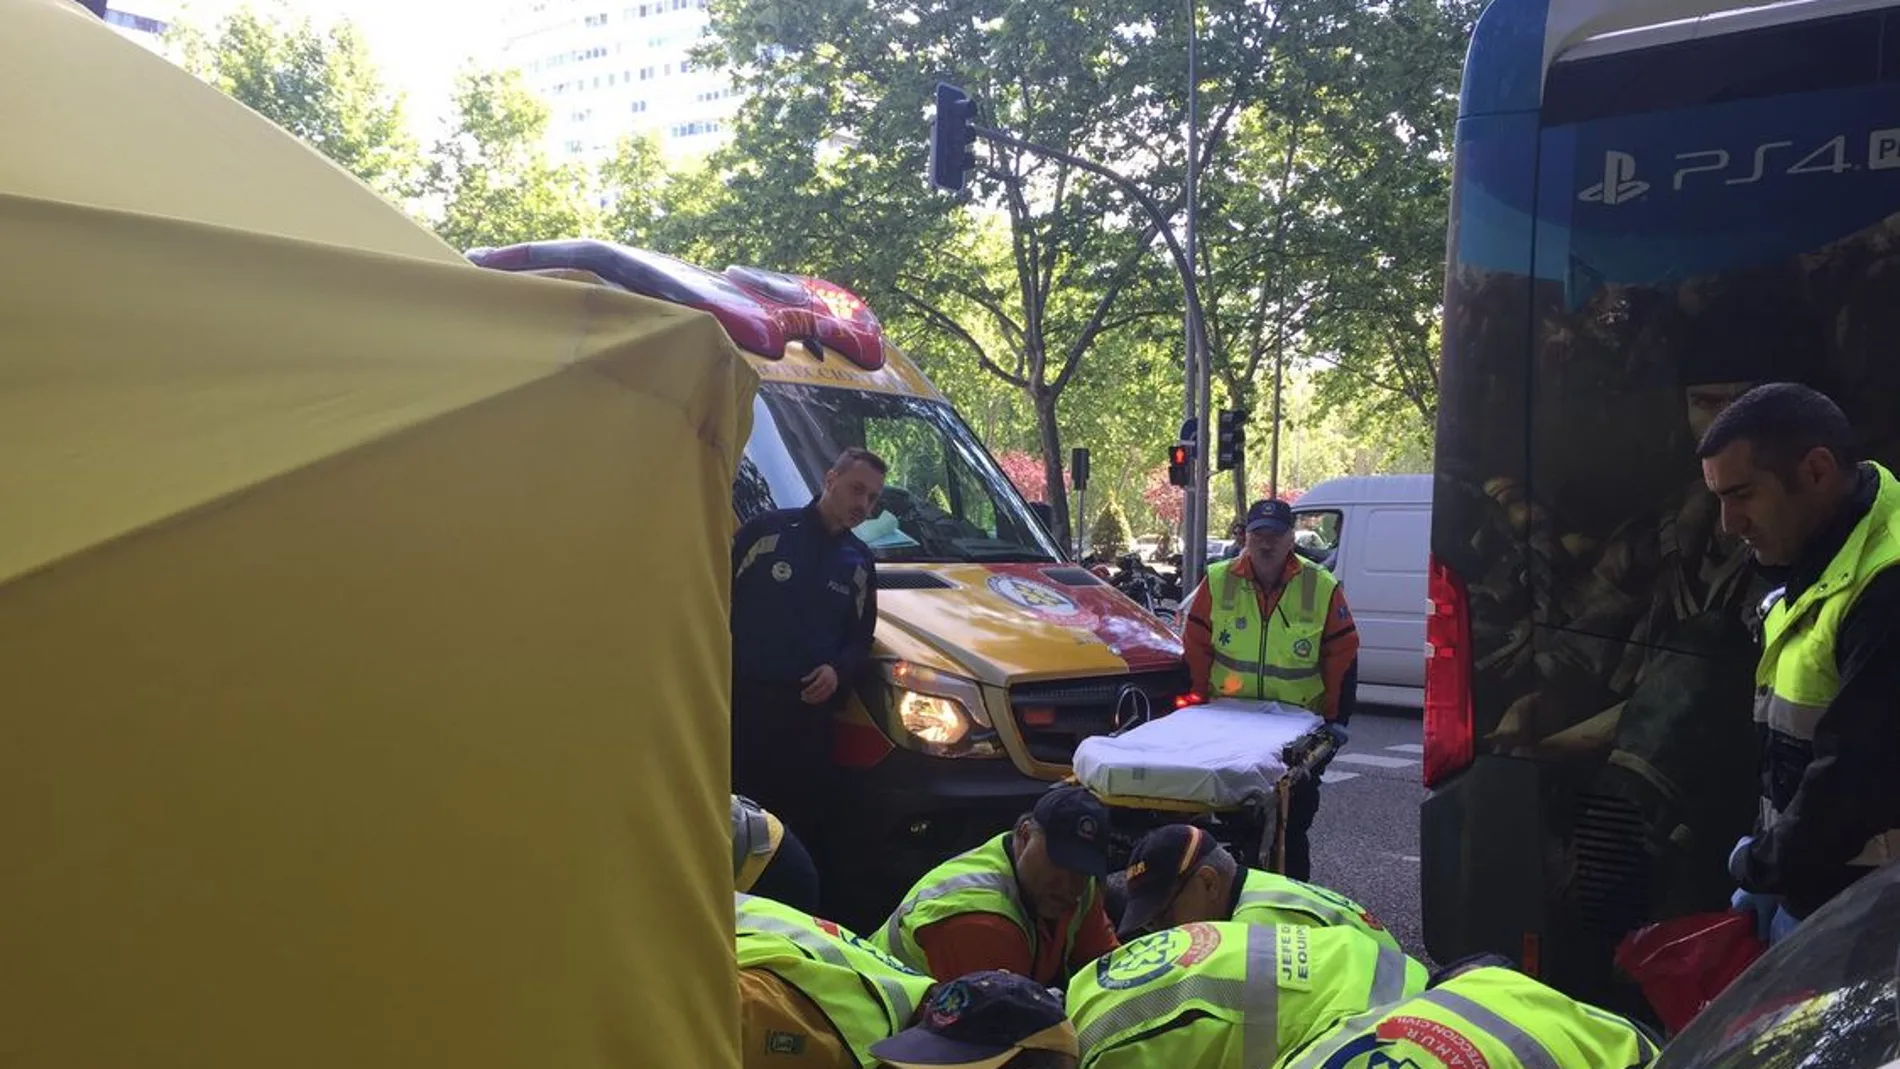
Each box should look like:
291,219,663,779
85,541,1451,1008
1167,442,1192,487
929,83,979,192
1215,409,1244,472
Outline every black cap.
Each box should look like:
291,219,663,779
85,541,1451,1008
1244,499,1294,535
1116,824,1221,939
869,971,1077,1069
1031,785,1110,878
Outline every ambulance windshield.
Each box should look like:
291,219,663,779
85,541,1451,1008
736,383,1063,564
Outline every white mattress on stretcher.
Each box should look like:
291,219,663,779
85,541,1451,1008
1071,700,1323,809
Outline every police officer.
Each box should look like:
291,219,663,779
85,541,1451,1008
1698,383,1900,939
1065,921,1426,1069
731,447,885,849
1181,498,1360,880
877,785,1120,986
736,892,937,1069
1278,957,1658,1068
1115,825,1399,953
734,793,822,915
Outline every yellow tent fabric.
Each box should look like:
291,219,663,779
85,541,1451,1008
1,3,754,1068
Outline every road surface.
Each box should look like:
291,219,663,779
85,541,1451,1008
1308,707,1429,965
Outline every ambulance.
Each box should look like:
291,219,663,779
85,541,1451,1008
471,240,1189,923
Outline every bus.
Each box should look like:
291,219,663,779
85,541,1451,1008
1425,0,1900,1011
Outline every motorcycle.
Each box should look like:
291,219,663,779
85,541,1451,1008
1107,552,1182,625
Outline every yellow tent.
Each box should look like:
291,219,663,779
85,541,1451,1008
0,2,752,1067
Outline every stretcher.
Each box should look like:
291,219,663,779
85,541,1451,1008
1070,700,1340,873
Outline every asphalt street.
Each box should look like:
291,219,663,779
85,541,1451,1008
1306,707,1430,965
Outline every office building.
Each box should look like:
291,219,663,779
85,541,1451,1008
500,0,743,166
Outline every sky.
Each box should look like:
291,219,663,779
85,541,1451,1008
164,0,514,134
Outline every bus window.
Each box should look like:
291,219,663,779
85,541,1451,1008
1427,0,1900,1012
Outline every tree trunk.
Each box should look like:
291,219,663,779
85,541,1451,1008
1033,391,1071,549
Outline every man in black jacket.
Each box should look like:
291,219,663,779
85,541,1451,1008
729,447,884,856
1698,383,1900,939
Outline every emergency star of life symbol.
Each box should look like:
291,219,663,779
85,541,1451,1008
987,575,1080,617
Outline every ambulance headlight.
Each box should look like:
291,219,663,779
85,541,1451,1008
897,691,971,745
882,662,1002,758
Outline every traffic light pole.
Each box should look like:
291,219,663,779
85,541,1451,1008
967,123,1212,588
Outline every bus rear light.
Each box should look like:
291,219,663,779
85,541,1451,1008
1423,553,1475,787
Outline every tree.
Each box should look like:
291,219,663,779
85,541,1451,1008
1173,0,1474,514
1142,467,1185,533
995,451,1054,503
424,69,596,252
690,0,1253,548
1090,500,1134,560
173,5,423,202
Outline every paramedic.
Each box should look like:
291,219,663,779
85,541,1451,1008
730,447,885,845
1115,824,1399,953
876,785,1119,985
871,971,1080,1069
736,892,936,1069
1066,922,1426,1069
1182,498,1359,880
733,793,822,915
1698,384,1900,936
1279,956,1659,1068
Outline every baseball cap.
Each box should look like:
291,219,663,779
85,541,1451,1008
1116,824,1221,939
871,971,1078,1069
1031,785,1110,878
1244,499,1294,535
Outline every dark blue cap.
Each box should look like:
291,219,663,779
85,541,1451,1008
870,971,1076,1069
1031,784,1110,878
1245,499,1294,534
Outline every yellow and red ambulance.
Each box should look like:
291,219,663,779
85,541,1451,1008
471,240,1187,922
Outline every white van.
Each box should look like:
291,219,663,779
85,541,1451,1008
1290,475,1431,711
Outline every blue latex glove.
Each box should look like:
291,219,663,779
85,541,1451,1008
1731,887,1779,943
1768,905,1801,945
1322,722,1350,748
1728,835,1754,883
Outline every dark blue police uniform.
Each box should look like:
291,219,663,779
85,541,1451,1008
729,500,878,842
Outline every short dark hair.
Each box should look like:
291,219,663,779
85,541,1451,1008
832,446,888,476
1695,382,1854,480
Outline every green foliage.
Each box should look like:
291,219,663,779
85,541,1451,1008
424,68,597,252
171,4,421,201
1091,500,1134,560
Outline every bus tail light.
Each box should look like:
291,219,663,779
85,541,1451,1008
1423,553,1474,787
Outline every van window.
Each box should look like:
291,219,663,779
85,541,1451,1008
1294,510,1342,556
741,382,1062,564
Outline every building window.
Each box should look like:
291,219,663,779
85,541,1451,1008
631,100,648,113
583,11,608,25
638,66,654,80
105,10,168,33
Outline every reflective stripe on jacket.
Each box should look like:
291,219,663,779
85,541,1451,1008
874,833,1095,978
1282,966,1658,1069
1755,461,1900,869
1232,869,1401,955
736,892,935,1066
1066,922,1426,1069
1206,556,1338,710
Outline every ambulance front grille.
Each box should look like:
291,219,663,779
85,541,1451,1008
1008,669,1190,764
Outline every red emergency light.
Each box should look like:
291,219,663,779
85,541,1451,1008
464,241,887,369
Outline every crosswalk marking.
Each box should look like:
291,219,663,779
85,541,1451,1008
1332,752,1418,770
1386,743,1424,754
1326,771,1361,783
